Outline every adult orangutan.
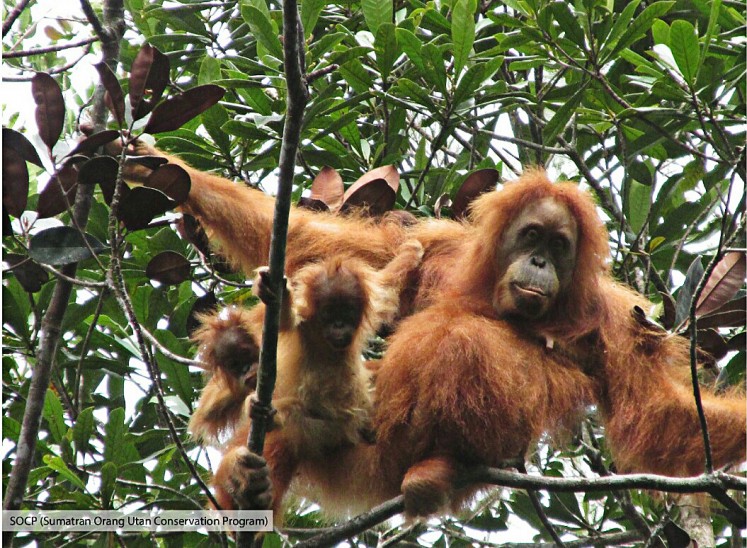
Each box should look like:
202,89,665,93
117,142,744,517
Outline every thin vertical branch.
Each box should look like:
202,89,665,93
685,217,746,474
240,0,308,544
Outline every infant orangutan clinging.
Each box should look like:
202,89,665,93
195,241,423,515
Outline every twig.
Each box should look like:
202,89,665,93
516,462,566,547
2,0,33,37
685,217,747,474
4,37,99,58
79,0,107,41
294,467,744,547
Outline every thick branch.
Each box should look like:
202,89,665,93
246,0,307,459
2,0,32,37
297,468,746,547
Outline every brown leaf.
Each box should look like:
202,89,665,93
697,328,729,360
145,251,191,285
660,291,676,330
78,156,119,187
452,168,500,219
696,252,746,318
3,128,44,167
118,186,175,230
3,207,13,237
4,254,49,293
94,62,125,127
309,166,344,211
434,193,452,219
145,164,191,204
31,73,65,152
2,146,29,217
341,165,399,215
126,155,169,170
348,165,399,195
144,85,225,134
100,176,130,206
37,164,78,218
697,296,746,329
297,197,329,212
341,179,396,216
68,130,120,156
130,44,170,121
186,291,218,335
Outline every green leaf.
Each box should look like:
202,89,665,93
362,0,392,35
452,0,477,77
240,4,283,60
651,19,669,45
100,462,117,508
422,43,447,95
43,389,67,443
202,103,231,155
28,227,108,266
603,1,675,61
339,59,374,94
375,23,398,81
452,63,485,110
73,407,95,456
544,83,587,144
198,55,221,85
300,0,325,38
550,2,584,46
627,179,651,234
601,0,641,57
669,20,700,86
222,120,272,140
156,331,194,408
44,456,88,491
104,408,137,466
699,0,721,75
396,28,425,73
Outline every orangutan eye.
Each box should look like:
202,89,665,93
523,227,540,242
550,236,568,251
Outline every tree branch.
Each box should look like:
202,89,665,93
2,3,125,547
240,0,308,545
4,37,99,58
2,0,32,37
296,468,746,547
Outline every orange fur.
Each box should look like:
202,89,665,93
189,307,263,444
211,241,424,515
127,149,745,517
598,281,746,475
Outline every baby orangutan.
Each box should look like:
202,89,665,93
198,241,424,515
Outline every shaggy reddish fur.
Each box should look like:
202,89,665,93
124,148,745,517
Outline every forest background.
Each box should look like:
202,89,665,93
2,0,745,545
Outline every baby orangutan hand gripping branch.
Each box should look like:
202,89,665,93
197,241,424,515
